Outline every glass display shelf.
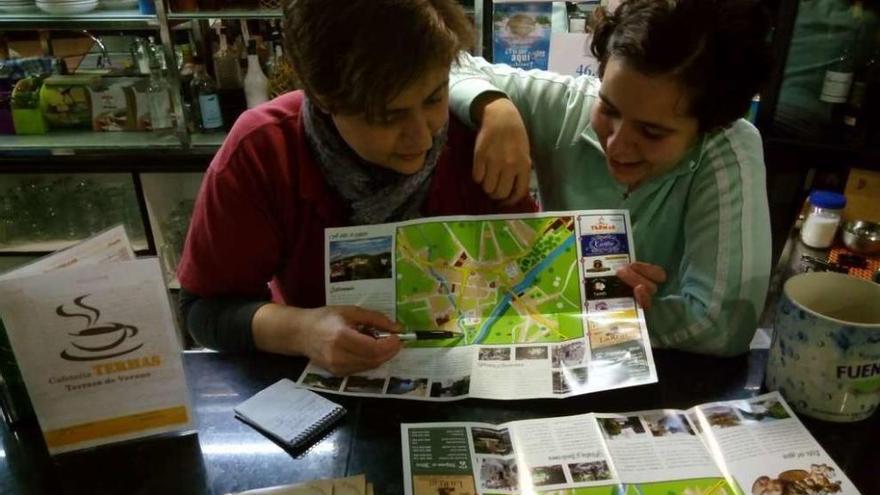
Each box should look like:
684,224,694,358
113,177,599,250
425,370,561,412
189,132,227,148
0,11,159,30
0,237,148,253
0,131,182,153
167,10,281,19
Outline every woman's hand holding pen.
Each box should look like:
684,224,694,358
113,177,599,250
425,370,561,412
616,262,667,311
252,304,402,377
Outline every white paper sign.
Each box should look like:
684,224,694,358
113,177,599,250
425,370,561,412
0,257,192,454
548,32,600,78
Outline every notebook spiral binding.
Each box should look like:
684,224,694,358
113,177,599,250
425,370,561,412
291,405,346,447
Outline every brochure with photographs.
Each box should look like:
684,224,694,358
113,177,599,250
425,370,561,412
401,391,860,495
296,211,657,401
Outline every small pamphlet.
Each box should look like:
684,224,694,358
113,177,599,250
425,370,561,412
0,226,192,454
297,210,657,401
228,474,373,495
401,392,860,495
493,2,553,70
234,378,346,450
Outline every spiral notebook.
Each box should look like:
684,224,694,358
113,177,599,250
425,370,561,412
234,378,346,449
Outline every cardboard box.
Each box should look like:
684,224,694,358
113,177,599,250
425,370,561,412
844,168,880,223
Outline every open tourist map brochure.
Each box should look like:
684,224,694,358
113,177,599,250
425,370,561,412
401,392,860,495
296,211,657,400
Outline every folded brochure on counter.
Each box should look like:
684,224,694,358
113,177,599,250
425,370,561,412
402,391,859,495
298,210,657,401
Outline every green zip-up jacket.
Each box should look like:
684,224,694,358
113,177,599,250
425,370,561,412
450,54,771,356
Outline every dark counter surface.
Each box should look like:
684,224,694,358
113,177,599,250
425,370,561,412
1,347,877,495
1,227,878,494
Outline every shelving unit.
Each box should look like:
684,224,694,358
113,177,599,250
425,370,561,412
0,131,182,152
167,10,281,19
0,12,159,30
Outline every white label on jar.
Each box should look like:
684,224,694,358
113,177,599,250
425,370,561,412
198,94,223,129
820,71,853,103
800,214,839,248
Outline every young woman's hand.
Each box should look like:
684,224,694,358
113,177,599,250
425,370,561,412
252,304,402,376
471,94,532,205
615,262,667,310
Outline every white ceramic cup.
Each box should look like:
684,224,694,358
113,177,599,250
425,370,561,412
766,272,880,422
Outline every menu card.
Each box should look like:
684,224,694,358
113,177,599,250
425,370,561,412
0,226,192,454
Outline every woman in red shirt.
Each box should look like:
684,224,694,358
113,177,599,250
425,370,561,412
178,0,534,376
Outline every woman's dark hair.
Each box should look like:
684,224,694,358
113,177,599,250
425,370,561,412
590,0,773,131
284,0,474,122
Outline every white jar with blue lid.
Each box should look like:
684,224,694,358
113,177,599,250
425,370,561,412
800,190,847,249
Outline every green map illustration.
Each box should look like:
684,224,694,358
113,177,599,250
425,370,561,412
395,217,583,347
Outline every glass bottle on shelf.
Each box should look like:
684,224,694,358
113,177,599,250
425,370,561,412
147,58,174,131
841,50,872,143
147,36,167,72
820,6,863,134
266,20,282,77
191,59,225,133
244,40,269,108
820,36,855,106
267,23,298,98
213,25,243,90
176,35,197,132
131,37,151,75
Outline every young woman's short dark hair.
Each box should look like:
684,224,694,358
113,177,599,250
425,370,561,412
283,0,474,122
590,0,773,131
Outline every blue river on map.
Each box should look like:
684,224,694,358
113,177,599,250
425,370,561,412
474,234,575,343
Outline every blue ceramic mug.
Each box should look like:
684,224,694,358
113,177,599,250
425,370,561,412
766,272,880,422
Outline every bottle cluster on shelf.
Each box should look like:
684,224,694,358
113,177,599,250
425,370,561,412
775,2,880,148
0,36,176,135
178,19,297,134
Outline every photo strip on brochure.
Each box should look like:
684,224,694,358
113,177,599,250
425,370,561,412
295,210,658,401
401,391,861,495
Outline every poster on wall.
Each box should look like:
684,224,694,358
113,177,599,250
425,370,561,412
493,2,553,70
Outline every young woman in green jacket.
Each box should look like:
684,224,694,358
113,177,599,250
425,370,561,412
452,0,774,356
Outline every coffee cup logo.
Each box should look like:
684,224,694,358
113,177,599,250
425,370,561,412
57,294,142,362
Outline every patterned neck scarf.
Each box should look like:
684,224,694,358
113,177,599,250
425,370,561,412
301,96,447,225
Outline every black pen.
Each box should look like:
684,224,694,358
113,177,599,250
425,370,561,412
380,330,461,341
358,326,461,341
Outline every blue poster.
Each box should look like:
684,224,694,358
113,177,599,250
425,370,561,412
493,2,553,70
